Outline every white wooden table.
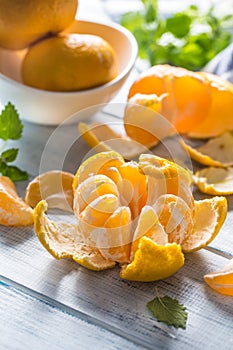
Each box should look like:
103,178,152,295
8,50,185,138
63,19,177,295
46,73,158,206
1,1,233,349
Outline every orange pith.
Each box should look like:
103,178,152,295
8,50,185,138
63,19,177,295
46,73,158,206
0,176,34,226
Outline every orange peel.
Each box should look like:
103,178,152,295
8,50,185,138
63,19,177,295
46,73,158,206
33,151,228,282
193,167,233,195
34,200,115,271
78,121,149,160
204,258,233,296
0,175,34,226
181,132,233,167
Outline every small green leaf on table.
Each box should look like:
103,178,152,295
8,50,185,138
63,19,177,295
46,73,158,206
147,289,188,329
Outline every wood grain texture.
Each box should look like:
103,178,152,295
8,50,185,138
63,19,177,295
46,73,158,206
0,282,142,350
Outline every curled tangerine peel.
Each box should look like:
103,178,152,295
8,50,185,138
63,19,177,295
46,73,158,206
33,151,228,282
0,176,33,226
34,200,115,271
181,131,233,168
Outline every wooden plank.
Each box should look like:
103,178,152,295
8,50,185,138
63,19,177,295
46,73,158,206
0,281,142,350
1,221,233,349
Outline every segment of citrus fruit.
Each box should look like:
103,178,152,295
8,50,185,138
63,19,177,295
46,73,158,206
188,72,233,138
73,174,119,216
100,206,132,263
138,153,193,206
181,197,227,253
124,92,176,147
78,194,120,247
120,237,184,282
117,161,148,219
130,205,168,259
78,122,148,160
34,200,115,271
204,258,233,296
73,151,124,191
154,194,194,245
25,170,74,212
22,33,118,91
0,0,78,49
128,64,211,133
181,131,233,167
0,176,34,226
193,167,233,195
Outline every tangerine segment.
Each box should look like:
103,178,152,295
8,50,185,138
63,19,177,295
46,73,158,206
73,174,119,216
34,200,115,271
73,151,124,191
99,206,132,263
138,154,193,206
130,205,168,260
124,93,175,147
117,161,148,219
181,197,227,253
0,176,34,226
128,64,211,133
181,132,233,167
25,170,74,212
78,194,120,246
193,167,233,195
188,72,233,138
120,237,184,282
154,194,194,245
78,121,148,160
204,258,233,296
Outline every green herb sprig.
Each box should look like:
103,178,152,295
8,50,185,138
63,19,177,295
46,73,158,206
121,0,232,71
147,288,188,329
0,102,28,181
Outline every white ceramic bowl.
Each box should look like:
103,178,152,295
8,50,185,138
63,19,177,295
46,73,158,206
0,20,138,125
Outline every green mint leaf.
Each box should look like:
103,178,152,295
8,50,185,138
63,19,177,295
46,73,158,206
147,290,188,329
0,102,23,140
166,14,191,38
144,0,158,23
1,165,28,182
1,148,19,162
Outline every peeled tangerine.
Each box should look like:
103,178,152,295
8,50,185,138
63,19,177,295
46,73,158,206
127,65,233,139
33,151,228,282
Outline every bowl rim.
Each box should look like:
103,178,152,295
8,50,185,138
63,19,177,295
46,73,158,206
0,19,138,96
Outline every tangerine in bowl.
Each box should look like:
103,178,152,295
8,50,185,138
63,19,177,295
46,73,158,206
0,20,138,125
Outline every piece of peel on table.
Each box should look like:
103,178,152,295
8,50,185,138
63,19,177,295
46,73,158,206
181,131,233,168
32,151,228,282
193,167,233,195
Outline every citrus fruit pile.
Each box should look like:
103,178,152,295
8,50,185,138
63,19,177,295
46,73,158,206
27,151,227,282
0,0,118,91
